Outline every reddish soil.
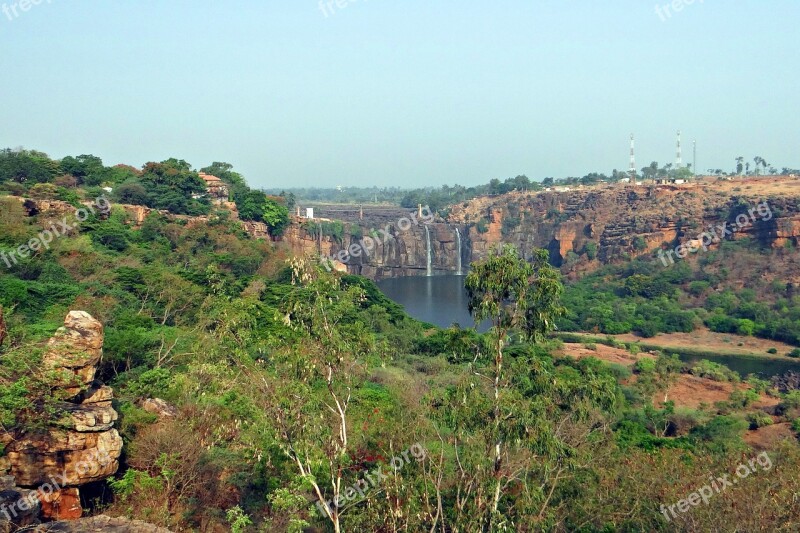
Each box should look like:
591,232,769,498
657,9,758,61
657,375,780,411
744,422,797,450
558,343,780,412
556,343,652,366
613,329,798,360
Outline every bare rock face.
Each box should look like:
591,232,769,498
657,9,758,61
42,312,104,396
0,475,40,529
0,312,123,525
282,213,469,280
38,488,82,521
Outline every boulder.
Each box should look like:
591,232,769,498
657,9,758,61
38,488,82,521
140,398,178,419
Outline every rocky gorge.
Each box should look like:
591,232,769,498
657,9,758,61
282,179,800,281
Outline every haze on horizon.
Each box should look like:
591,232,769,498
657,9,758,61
0,0,797,189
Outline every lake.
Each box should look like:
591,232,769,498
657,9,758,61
377,275,486,330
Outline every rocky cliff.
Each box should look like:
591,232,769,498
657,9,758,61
281,179,800,280
450,181,800,276
282,219,469,280
0,312,123,525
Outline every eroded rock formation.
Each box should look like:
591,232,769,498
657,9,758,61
0,312,123,524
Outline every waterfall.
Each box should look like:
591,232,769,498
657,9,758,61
455,227,463,275
425,225,433,277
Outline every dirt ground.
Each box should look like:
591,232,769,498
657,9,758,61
744,422,797,450
555,342,652,366
613,328,798,359
558,343,780,411
658,375,780,410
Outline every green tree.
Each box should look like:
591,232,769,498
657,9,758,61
0,148,59,184
465,245,564,526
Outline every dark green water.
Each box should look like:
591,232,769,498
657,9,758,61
377,275,800,378
674,353,800,379
377,275,485,330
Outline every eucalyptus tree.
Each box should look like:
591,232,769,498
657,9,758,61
462,245,564,528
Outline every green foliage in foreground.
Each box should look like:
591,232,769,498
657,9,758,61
2,196,799,531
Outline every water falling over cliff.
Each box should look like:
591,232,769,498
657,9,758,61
425,225,432,276
455,227,463,275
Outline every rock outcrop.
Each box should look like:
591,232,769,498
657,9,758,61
282,220,469,280
450,181,800,275
0,312,123,524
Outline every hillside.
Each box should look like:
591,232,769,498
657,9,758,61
2,165,800,531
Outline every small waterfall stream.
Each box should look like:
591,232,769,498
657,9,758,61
425,225,433,276
455,227,463,275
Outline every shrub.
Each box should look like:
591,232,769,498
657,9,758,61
628,343,641,355
746,376,771,394
789,349,800,358
584,241,598,260
780,391,800,410
737,319,756,337
607,363,632,381
689,360,739,382
689,416,748,453
747,412,774,430
729,388,760,409
634,358,656,374
688,281,711,296
501,216,520,236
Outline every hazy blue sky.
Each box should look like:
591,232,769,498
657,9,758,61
1,0,797,188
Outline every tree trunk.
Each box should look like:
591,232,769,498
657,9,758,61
0,306,6,347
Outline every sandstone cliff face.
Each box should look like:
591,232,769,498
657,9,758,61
0,312,123,524
450,184,800,274
282,220,469,280
282,182,800,280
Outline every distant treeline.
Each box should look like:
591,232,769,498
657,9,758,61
270,159,800,213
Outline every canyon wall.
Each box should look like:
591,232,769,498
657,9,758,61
450,183,800,277
282,220,469,279
10,178,800,282
282,181,800,280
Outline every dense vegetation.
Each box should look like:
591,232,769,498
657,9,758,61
2,164,800,530
558,240,800,350
0,148,289,235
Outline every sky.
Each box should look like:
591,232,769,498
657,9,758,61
0,0,798,189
